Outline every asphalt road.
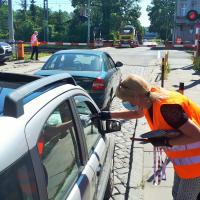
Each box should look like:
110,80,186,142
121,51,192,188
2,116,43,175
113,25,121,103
1,46,164,200
1,46,160,74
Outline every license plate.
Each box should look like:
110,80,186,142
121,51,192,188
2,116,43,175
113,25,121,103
121,44,130,47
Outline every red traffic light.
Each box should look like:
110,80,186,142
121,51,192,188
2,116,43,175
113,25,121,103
187,10,198,21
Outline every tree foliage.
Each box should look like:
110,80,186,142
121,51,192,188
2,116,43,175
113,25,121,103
0,0,143,42
71,0,142,40
0,2,8,39
147,0,176,41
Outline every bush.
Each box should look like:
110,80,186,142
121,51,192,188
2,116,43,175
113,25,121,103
193,56,200,72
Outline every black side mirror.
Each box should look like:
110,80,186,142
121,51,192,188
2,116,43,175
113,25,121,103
115,61,123,67
104,120,121,133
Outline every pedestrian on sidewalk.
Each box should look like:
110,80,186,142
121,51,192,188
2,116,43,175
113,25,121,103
30,31,39,60
97,74,200,200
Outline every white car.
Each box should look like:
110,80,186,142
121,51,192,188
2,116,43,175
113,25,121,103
0,42,12,63
0,72,121,200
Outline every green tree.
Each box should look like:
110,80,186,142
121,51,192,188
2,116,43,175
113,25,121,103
0,2,8,39
49,10,70,41
29,0,36,23
71,0,142,40
67,9,88,42
147,0,176,41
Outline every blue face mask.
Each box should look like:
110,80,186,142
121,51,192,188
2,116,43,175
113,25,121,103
122,101,139,111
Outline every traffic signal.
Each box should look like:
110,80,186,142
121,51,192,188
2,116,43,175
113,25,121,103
186,10,199,21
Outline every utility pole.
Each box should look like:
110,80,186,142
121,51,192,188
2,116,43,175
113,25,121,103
8,0,14,42
44,0,48,42
87,0,91,44
172,0,177,44
8,0,15,52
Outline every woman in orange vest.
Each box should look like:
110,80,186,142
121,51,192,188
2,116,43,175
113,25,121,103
97,74,200,200
30,31,39,60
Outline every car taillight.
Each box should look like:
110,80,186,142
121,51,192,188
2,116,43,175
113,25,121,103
92,78,105,90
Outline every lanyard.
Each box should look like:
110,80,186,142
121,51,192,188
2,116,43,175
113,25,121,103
153,147,168,185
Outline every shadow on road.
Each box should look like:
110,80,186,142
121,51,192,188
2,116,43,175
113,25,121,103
172,79,200,91
0,62,7,66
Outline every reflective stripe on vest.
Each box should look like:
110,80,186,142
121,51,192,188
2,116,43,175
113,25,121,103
143,88,200,179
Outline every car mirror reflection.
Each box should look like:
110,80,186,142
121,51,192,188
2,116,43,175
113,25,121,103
103,120,121,133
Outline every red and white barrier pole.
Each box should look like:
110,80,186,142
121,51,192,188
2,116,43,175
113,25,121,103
194,23,200,57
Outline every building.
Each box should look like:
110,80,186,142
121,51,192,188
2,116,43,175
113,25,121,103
174,0,200,44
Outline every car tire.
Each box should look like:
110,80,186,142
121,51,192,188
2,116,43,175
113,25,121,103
0,60,5,64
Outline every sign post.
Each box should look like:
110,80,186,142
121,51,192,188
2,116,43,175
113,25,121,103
194,22,200,57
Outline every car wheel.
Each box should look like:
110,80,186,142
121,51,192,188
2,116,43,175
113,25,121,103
0,60,5,64
104,146,115,200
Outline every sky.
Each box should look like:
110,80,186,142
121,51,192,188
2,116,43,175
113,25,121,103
139,0,151,27
13,0,151,27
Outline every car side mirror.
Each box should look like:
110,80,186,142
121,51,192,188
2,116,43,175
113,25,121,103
115,61,123,67
104,120,121,133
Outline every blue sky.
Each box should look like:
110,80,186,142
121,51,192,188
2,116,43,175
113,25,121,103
13,0,151,27
139,0,151,27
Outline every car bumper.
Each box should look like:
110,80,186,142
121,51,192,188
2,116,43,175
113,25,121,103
0,52,12,61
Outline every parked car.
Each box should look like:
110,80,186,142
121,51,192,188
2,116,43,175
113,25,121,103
35,49,123,109
0,42,12,63
0,72,121,200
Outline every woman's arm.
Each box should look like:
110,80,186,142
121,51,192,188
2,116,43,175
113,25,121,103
110,109,144,119
169,119,200,146
97,109,144,120
161,104,200,146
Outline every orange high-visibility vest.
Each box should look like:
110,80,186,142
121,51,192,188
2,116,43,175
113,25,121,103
31,34,39,47
143,88,200,179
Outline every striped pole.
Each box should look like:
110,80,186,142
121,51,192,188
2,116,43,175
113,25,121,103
194,25,200,57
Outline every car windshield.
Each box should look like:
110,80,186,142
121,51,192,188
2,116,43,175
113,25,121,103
42,53,101,71
120,28,134,35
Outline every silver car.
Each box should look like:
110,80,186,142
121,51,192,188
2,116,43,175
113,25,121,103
0,72,121,200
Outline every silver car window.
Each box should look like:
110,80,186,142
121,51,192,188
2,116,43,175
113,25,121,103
38,101,79,200
74,96,101,154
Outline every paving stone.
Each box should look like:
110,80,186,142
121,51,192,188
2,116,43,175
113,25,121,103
112,194,125,200
117,168,129,174
115,184,126,194
114,175,122,184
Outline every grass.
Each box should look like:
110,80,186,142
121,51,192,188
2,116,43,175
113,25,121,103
192,56,200,72
11,52,52,62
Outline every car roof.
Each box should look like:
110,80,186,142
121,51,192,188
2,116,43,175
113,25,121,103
0,72,85,171
0,72,76,118
54,49,105,56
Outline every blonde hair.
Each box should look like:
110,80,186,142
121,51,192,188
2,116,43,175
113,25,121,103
116,74,168,102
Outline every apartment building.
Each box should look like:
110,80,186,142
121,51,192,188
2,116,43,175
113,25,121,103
174,0,200,44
